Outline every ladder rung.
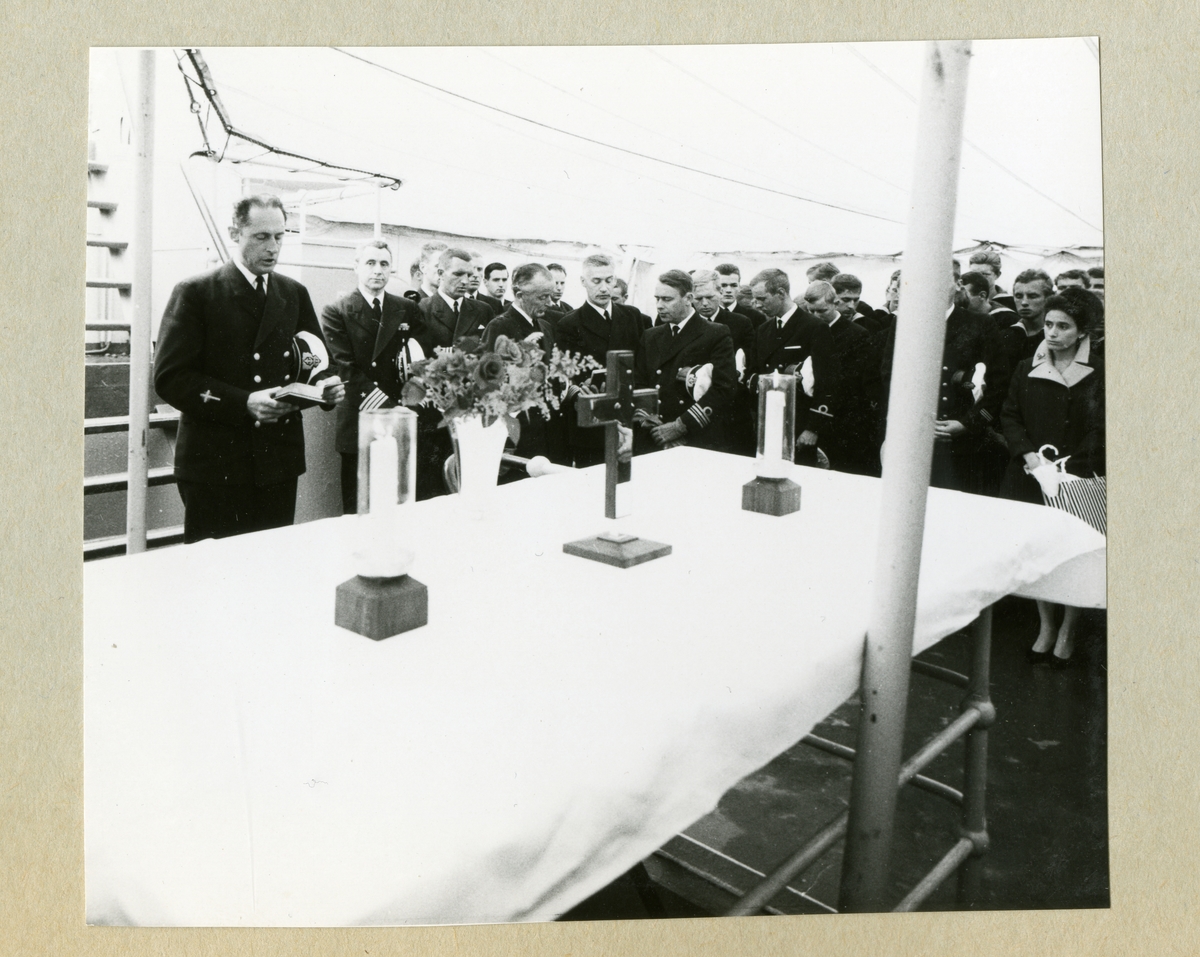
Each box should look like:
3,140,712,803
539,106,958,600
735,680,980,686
87,279,132,292
84,525,186,560
85,412,181,435
86,322,131,332
88,239,128,251
88,162,109,174
88,200,118,213
85,466,176,496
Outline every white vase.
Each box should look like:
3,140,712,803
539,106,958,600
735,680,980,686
450,415,509,517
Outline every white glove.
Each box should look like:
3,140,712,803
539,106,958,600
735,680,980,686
799,356,815,397
735,348,746,379
971,362,986,405
617,424,633,457
691,363,713,402
1029,462,1062,498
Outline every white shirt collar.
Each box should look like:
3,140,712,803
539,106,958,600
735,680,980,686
778,304,798,325
438,289,462,310
670,309,696,331
359,286,384,308
234,258,267,291
512,302,538,325
588,301,612,320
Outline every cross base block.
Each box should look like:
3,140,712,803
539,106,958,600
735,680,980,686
742,477,802,516
335,574,428,640
563,534,672,569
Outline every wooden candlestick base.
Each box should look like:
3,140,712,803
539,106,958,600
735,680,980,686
563,530,672,569
335,574,428,640
742,476,802,516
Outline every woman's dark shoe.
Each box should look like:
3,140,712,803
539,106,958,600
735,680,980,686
1050,651,1075,669
1026,648,1053,664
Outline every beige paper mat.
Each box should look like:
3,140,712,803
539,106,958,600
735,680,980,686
0,4,1191,954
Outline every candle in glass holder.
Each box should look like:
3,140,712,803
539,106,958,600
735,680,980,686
354,408,418,578
369,436,399,513
756,372,796,480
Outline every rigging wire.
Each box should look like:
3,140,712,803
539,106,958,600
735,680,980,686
844,45,1103,234
179,49,403,189
330,47,903,226
205,68,801,247
644,47,908,193
478,48,821,200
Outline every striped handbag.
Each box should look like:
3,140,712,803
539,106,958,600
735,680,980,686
1036,445,1106,535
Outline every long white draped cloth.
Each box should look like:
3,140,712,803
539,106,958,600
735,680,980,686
84,448,1104,925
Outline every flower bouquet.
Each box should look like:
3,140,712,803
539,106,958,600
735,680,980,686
400,335,602,508
400,335,602,445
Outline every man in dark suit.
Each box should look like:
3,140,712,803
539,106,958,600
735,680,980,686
417,247,493,351
612,278,653,330
545,263,573,317
715,262,768,329
154,194,345,543
465,256,504,317
802,281,880,476
482,264,569,470
879,284,993,493
321,239,447,511
634,269,737,453
556,253,645,467
479,261,509,314
747,268,839,468
692,269,755,455
831,272,877,325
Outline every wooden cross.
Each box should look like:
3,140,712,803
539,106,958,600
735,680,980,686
575,350,659,519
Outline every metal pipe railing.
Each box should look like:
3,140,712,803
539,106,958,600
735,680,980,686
803,735,964,805
893,838,975,912
956,605,995,906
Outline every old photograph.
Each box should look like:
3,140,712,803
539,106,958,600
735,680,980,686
83,40,1106,925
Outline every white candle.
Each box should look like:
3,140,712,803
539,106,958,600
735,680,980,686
369,436,399,513
761,388,785,478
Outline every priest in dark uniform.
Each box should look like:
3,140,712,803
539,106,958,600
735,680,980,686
153,194,345,543
321,239,447,510
747,268,839,468
417,248,493,350
556,253,645,467
633,269,737,453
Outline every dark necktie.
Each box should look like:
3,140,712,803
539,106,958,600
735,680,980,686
255,275,266,314
776,317,783,331
670,323,679,337
370,298,382,325
452,299,460,319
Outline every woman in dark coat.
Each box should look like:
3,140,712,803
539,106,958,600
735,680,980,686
1000,288,1105,666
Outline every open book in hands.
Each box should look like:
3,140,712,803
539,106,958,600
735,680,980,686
273,376,342,408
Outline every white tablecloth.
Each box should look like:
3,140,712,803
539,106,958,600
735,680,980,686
84,448,1105,926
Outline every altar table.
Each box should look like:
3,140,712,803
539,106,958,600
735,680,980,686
84,448,1105,925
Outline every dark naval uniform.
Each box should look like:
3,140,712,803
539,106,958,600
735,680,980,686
880,305,993,493
748,306,840,467
555,301,645,467
634,314,737,453
321,288,446,508
153,260,335,542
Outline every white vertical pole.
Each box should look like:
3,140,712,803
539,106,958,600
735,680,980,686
297,190,308,283
125,48,156,555
838,40,972,912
